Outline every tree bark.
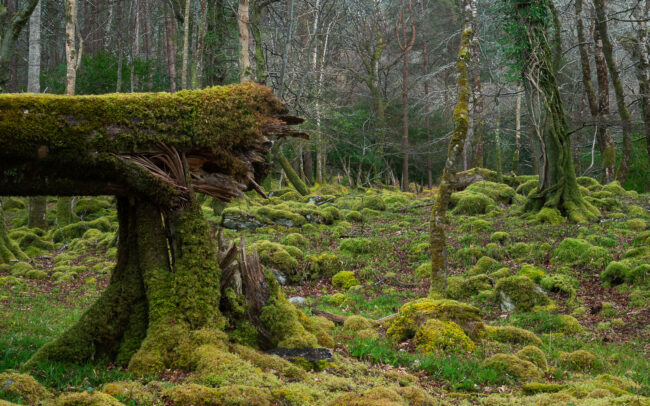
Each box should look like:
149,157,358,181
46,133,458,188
429,0,472,297
238,0,251,82
0,0,40,91
513,83,522,174
165,6,177,93
277,151,309,195
575,0,615,184
468,0,484,169
180,0,191,89
27,0,40,94
0,201,28,264
593,27,616,184
65,0,82,96
593,0,633,184
191,0,208,89
397,0,415,191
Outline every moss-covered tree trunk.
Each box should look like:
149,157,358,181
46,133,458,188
0,201,28,264
429,0,472,298
278,151,309,196
506,0,599,223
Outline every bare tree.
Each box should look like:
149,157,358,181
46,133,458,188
0,0,40,91
396,0,415,191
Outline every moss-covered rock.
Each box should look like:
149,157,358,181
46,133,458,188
551,238,612,270
472,256,499,273
450,191,496,215
516,179,539,196
343,315,376,331
340,238,373,254
256,206,306,228
51,217,113,243
626,264,649,285
540,274,578,297
9,261,33,277
516,345,548,370
24,269,48,280
602,180,626,195
252,241,301,278
0,373,51,404
282,233,309,248
55,391,124,405
482,353,543,382
534,207,566,225
488,326,543,346
414,319,475,354
466,181,516,205
600,261,630,286
494,276,549,312
517,264,546,283
363,196,386,211
490,231,510,244
331,271,360,290
309,253,343,278
446,274,492,300
102,381,153,405
559,350,600,371
387,298,484,341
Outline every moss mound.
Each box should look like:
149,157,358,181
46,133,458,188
488,326,543,346
466,181,516,205
516,345,547,370
387,298,484,342
494,276,550,312
551,238,611,270
309,253,343,278
413,319,475,354
450,191,496,215
0,373,51,404
482,353,543,382
332,271,360,290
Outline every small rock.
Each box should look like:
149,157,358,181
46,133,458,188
288,296,306,305
266,347,334,363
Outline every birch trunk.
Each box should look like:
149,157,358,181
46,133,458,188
180,0,191,89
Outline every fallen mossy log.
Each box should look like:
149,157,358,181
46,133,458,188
0,82,306,207
1,84,328,375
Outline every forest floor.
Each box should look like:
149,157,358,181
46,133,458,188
1,174,649,405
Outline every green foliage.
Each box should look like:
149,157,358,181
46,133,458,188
331,271,360,290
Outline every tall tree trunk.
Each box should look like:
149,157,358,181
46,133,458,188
575,0,615,183
278,0,294,98
593,0,633,184
429,0,472,297
143,0,153,91
421,0,432,188
191,0,208,89
238,0,251,82
635,0,650,157
277,151,309,196
593,27,616,184
27,0,45,231
468,0,484,169
397,0,415,191
0,0,40,91
513,83,522,174
494,94,502,182
65,0,82,96
251,1,266,83
130,0,140,92
165,6,177,93
180,0,191,89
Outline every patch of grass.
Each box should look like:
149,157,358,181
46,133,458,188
350,338,507,391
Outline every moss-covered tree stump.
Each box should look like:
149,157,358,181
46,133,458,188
0,83,321,374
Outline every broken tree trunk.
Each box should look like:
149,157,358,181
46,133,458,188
0,83,306,207
0,83,322,374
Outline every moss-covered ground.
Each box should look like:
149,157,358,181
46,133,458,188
1,178,649,405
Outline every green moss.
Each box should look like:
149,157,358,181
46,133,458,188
466,181,516,205
340,238,373,254
559,350,600,371
490,232,510,243
102,381,153,405
551,238,612,270
534,207,566,225
626,264,649,285
309,253,343,278
482,353,543,382
577,176,602,189
626,219,647,231
446,274,491,300
343,315,375,331
0,373,51,404
51,217,113,243
450,191,496,215
540,274,578,297
414,319,475,354
626,205,647,217
24,269,48,280
507,242,532,259
516,179,539,196
9,261,33,277
256,206,306,227
516,345,548,370
332,271,360,290
343,210,363,222
55,391,124,405
602,180,626,195
386,298,484,341
517,264,546,283
600,261,631,286
0,276,26,288
474,256,499,273
494,276,549,312
521,382,566,395
488,326,543,346
363,196,386,211
252,240,300,276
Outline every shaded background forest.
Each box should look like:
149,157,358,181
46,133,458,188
3,0,649,192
